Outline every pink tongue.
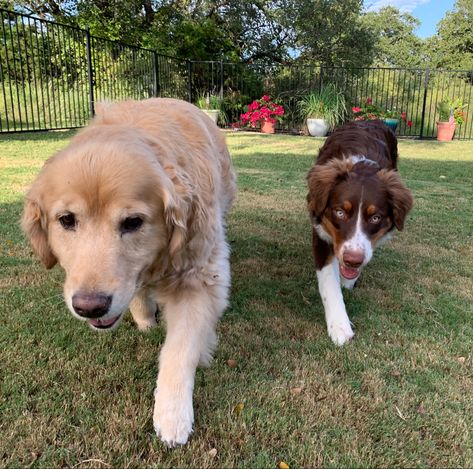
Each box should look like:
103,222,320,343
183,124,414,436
89,316,118,327
340,264,360,280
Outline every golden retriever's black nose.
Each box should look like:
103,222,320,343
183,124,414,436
72,292,112,318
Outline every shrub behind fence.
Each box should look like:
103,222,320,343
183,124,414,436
1,8,473,139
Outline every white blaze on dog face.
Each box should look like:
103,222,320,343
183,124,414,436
26,136,169,330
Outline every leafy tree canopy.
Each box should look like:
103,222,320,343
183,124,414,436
362,6,425,68
429,0,473,70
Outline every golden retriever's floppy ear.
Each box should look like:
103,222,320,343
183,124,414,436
21,197,57,269
307,159,353,217
160,165,194,262
377,169,413,231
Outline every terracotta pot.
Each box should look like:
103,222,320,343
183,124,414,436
261,120,275,134
436,121,456,141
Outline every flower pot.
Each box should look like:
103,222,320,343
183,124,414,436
202,109,219,124
261,120,276,134
306,118,329,137
436,121,456,141
383,118,399,132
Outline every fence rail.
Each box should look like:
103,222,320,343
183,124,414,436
1,8,473,138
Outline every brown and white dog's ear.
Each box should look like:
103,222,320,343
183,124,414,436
306,159,353,217
377,169,413,230
21,196,57,269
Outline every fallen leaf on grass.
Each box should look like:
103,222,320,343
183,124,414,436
227,359,237,368
208,448,217,458
290,386,304,395
279,461,290,469
457,356,466,363
233,402,244,415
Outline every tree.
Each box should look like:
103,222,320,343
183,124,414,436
290,0,376,68
429,0,473,70
362,6,426,68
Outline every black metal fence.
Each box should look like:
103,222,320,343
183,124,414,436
2,8,473,139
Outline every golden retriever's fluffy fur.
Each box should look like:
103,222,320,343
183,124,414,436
21,98,236,446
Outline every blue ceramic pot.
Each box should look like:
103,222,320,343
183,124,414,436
383,118,399,132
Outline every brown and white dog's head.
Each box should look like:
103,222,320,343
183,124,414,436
21,126,191,331
307,157,413,281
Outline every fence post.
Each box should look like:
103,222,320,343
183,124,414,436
220,59,224,99
419,68,430,140
187,60,192,102
85,28,95,117
153,51,160,97
319,65,324,93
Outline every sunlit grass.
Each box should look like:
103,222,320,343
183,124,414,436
1,130,472,467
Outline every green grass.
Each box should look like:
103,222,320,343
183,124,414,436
1,130,472,467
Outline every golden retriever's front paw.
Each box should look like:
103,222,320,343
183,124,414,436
153,391,194,447
135,316,157,332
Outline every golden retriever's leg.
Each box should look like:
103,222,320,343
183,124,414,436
153,249,230,446
129,289,158,331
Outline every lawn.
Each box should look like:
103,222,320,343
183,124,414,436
1,130,472,467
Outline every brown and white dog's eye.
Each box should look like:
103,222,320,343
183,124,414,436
369,214,382,224
334,208,346,220
59,213,77,230
120,216,144,235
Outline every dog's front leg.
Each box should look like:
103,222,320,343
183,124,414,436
317,257,354,346
153,288,221,447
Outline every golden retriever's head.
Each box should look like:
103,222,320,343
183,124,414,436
22,127,191,331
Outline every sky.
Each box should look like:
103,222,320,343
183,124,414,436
364,0,457,38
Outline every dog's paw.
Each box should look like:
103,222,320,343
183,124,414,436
327,320,354,346
153,389,194,447
135,316,157,332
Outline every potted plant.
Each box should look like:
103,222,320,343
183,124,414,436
196,93,223,125
352,97,412,132
239,95,285,133
298,84,347,136
436,98,467,141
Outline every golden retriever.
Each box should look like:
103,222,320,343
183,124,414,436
21,98,236,446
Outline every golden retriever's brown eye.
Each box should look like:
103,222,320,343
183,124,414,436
120,216,143,234
59,213,76,230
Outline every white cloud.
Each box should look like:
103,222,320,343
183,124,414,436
364,0,431,13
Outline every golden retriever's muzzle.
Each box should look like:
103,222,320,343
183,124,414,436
71,291,122,330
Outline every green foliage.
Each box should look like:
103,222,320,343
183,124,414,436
362,6,425,68
430,0,473,70
291,0,376,67
195,93,222,111
436,97,468,124
297,84,347,129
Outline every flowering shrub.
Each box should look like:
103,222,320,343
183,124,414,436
437,98,467,125
239,95,285,127
352,97,412,127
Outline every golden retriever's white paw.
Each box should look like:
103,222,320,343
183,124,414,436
153,391,194,447
135,316,157,332
328,320,354,346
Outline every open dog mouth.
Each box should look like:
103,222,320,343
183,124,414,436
339,264,360,280
87,314,122,330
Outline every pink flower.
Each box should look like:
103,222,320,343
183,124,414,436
407,120,413,127
401,112,407,121
367,97,372,104
248,100,259,112
352,107,362,113
239,95,285,128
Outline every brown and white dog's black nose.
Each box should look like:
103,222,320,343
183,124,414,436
72,292,112,318
343,250,364,268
